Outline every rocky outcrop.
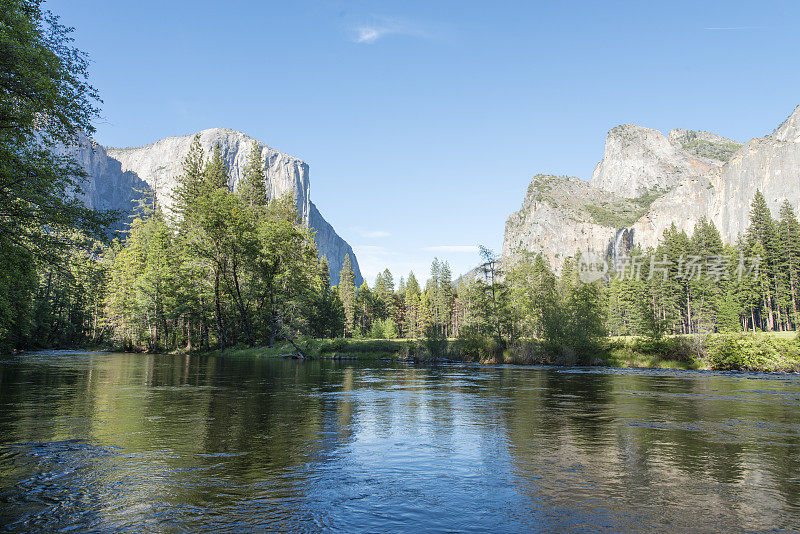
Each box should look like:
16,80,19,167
634,106,800,248
106,128,311,220
589,124,722,198
75,128,362,286
308,202,362,286
502,175,645,268
504,106,800,270
71,136,149,216
667,129,742,164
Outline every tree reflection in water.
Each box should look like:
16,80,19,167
0,352,798,532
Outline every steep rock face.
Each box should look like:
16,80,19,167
502,175,644,268
504,106,800,270
635,106,800,247
106,128,310,220
75,128,362,286
773,105,800,142
629,172,718,249
309,202,363,286
714,119,800,241
590,124,723,198
70,136,148,217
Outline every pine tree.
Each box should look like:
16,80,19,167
429,258,442,332
106,193,177,350
397,276,407,336
777,200,800,328
252,196,319,346
655,224,692,333
564,279,606,360
717,244,745,332
506,251,548,337
733,236,761,332
689,217,723,332
310,257,345,338
172,134,206,220
374,268,396,322
404,272,422,338
746,190,780,330
239,141,268,208
478,246,507,345
337,254,356,336
439,261,454,335
205,144,229,190
355,281,374,335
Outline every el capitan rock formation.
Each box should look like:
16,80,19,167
74,128,362,286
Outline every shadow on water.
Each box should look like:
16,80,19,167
1,351,799,532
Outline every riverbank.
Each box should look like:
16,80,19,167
602,332,800,372
208,332,800,373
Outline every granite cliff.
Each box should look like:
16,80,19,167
503,106,800,269
74,128,362,286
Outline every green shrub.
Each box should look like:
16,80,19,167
508,339,549,364
344,339,405,354
632,337,698,362
680,139,742,162
368,318,398,340
706,334,800,372
453,326,492,361
422,324,448,359
319,338,348,353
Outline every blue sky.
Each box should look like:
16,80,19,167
54,0,800,285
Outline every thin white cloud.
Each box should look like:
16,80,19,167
423,245,479,253
352,16,430,44
353,245,398,283
354,245,395,256
364,230,391,238
350,227,391,239
703,26,760,30
355,27,387,44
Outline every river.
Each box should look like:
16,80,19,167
1,351,798,532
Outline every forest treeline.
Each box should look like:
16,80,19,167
2,0,799,361
14,161,800,359
328,188,800,362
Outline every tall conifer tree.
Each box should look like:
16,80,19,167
338,254,356,336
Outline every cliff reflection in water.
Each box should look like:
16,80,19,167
0,352,798,532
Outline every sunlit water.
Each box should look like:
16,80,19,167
1,351,799,532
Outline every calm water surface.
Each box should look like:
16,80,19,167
1,351,799,532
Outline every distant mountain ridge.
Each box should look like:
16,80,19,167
74,128,362,286
503,106,800,268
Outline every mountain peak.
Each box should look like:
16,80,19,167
590,123,712,198
504,105,800,275
667,129,742,163
86,130,361,286
773,105,800,142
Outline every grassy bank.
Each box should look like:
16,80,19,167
601,333,800,372
207,332,800,373
469,333,800,372
211,339,413,361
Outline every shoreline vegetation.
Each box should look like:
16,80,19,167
217,331,800,373
63,331,800,374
